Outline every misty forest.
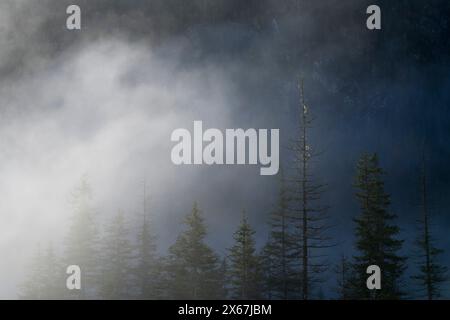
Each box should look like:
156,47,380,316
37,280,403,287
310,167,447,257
21,81,448,300
1,0,450,300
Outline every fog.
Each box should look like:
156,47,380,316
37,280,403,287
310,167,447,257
0,1,286,298
1,0,450,299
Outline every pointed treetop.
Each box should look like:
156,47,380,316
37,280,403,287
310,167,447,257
241,209,248,223
298,77,307,114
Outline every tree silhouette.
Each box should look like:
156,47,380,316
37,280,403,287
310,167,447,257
261,169,298,299
20,243,65,299
289,79,332,299
98,211,134,299
166,202,223,299
411,153,447,299
219,257,229,299
133,183,164,299
351,153,406,299
334,254,352,300
64,177,100,299
227,212,262,299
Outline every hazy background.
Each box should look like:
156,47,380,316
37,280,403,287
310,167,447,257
1,0,449,298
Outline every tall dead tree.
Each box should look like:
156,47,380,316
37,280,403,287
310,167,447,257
412,152,447,299
289,79,332,299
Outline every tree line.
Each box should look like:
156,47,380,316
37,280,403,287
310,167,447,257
20,81,448,300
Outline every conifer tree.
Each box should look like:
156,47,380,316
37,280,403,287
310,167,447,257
289,79,332,299
98,211,134,299
261,170,297,299
166,202,223,299
219,257,229,299
412,153,447,299
40,243,65,299
352,153,406,299
334,254,352,300
227,212,262,299
21,245,45,299
21,243,65,299
134,184,163,299
260,236,277,299
64,177,100,299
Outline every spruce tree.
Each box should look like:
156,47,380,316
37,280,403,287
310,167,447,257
411,154,447,299
64,177,100,299
20,243,65,299
260,236,277,299
352,153,406,299
20,245,45,299
41,243,65,299
219,257,229,299
98,211,134,299
227,212,262,299
166,202,223,299
261,170,297,299
334,254,352,300
289,79,331,299
134,184,163,299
